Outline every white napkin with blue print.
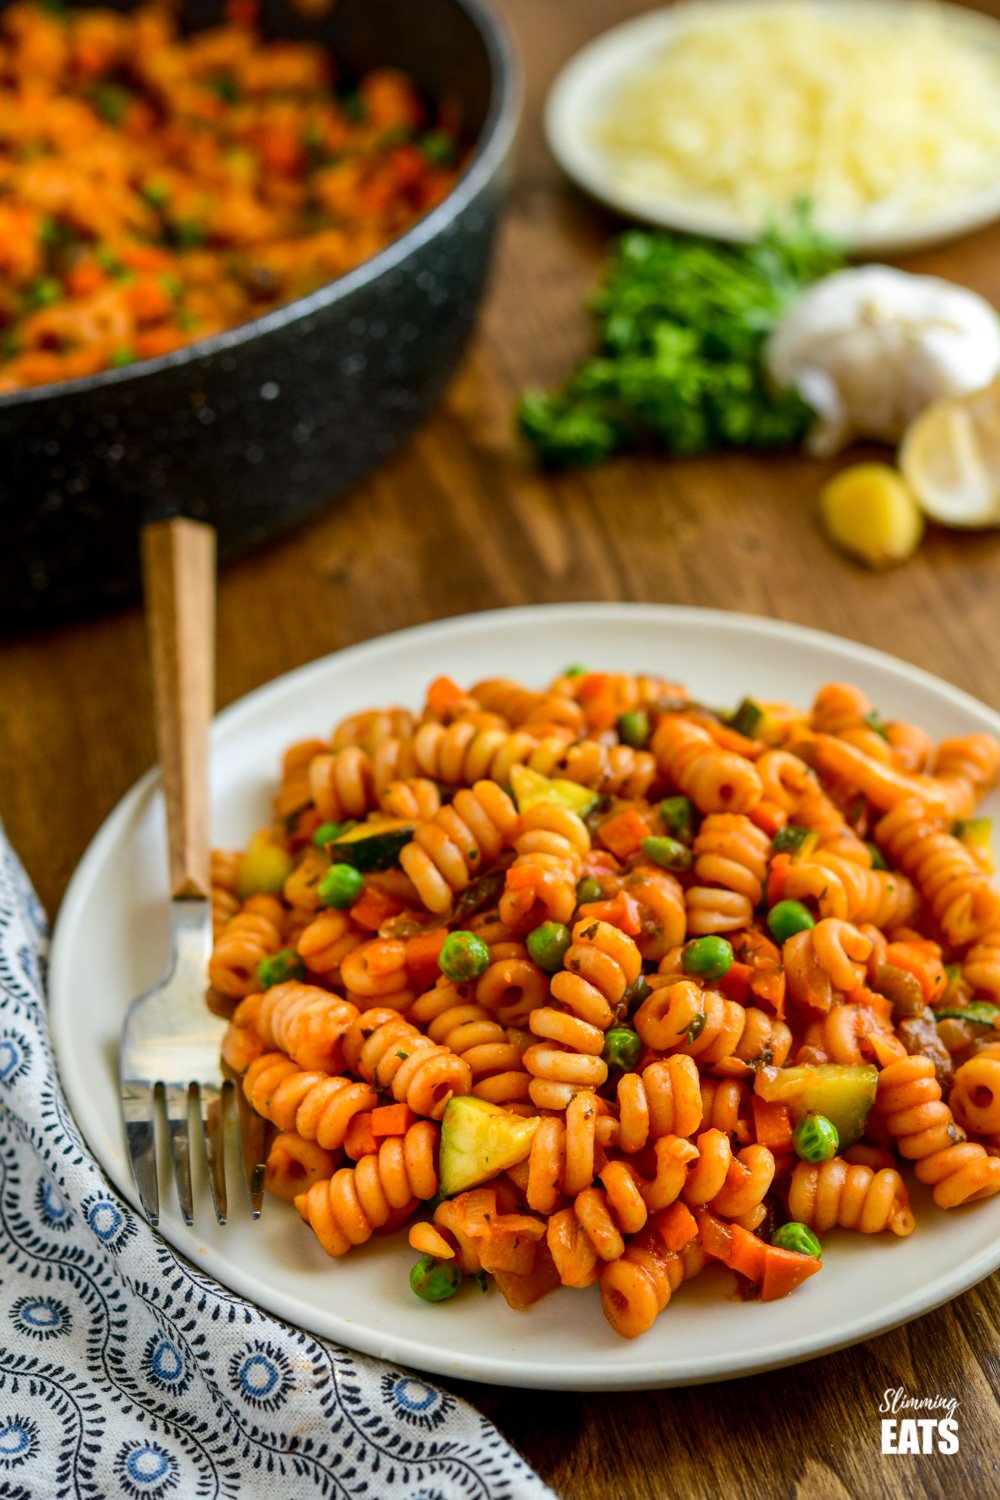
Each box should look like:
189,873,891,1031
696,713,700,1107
0,830,556,1500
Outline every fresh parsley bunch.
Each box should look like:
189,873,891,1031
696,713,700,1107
519,203,844,467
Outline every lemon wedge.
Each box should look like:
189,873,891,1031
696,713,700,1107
900,379,1000,527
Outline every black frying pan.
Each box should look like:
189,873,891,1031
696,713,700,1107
0,0,520,627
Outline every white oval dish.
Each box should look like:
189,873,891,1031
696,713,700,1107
50,603,1000,1390
545,0,1000,254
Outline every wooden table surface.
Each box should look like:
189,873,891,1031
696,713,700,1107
5,0,1000,1494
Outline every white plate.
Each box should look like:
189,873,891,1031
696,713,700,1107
50,604,1000,1390
546,0,1000,254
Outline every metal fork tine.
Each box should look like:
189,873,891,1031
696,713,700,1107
235,1082,268,1219
164,1083,195,1226
199,1082,228,1226
122,1080,160,1227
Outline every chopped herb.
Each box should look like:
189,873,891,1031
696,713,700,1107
772,824,812,854
866,842,888,871
143,181,171,208
207,72,241,103
935,1003,1000,1026
340,90,364,121
109,347,136,367
518,202,844,467
862,709,888,740
686,1013,706,1043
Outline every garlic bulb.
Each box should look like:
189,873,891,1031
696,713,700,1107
765,265,1000,458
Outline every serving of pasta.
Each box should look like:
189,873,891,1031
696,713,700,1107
0,1,461,392
209,665,1000,1342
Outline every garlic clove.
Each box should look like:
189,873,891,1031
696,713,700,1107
900,379,1000,527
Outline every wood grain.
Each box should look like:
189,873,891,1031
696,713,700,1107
141,519,216,900
3,0,1000,1494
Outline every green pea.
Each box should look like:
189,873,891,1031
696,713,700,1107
409,1254,462,1302
682,936,734,981
617,709,650,749
109,347,135,368
771,1222,822,1259
767,899,815,943
658,796,697,844
771,824,812,854
526,921,572,974
602,1027,642,1070
257,948,306,988
313,820,349,849
576,876,604,905
563,664,587,677
439,930,491,982
318,863,365,909
640,836,693,872
793,1113,839,1164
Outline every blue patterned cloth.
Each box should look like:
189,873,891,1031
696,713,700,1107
0,833,555,1500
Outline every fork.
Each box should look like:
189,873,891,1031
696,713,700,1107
120,518,265,1227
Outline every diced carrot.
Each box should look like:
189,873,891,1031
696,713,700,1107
752,1097,794,1152
128,275,173,323
404,928,449,987
65,263,106,297
493,1241,563,1309
719,961,752,1005
766,853,791,908
575,673,626,731
408,1222,455,1259
349,886,405,931
576,891,642,936
599,809,653,861
425,674,465,718
651,1201,698,1252
760,1244,822,1301
371,1102,415,1138
750,799,787,836
478,1229,537,1277
727,1225,768,1282
696,1209,733,1264
343,1112,377,1161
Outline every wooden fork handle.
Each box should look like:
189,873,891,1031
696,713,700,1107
141,518,216,901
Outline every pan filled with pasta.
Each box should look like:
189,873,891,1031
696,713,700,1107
0,0,519,624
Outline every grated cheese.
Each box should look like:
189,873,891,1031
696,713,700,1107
596,2,1000,233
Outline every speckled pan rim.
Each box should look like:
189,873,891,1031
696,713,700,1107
50,603,1000,1390
0,0,521,410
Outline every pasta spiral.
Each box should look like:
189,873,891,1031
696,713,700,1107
599,1218,706,1340
400,780,519,915
243,1053,377,1149
295,1121,439,1256
233,982,359,1075
875,1056,1000,1207
407,982,531,1105
342,1007,473,1118
787,1159,915,1235
208,895,284,999
652,716,762,814
525,919,642,1109
685,814,771,934
499,802,590,931
950,1047,1000,1137
876,800,1000,945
